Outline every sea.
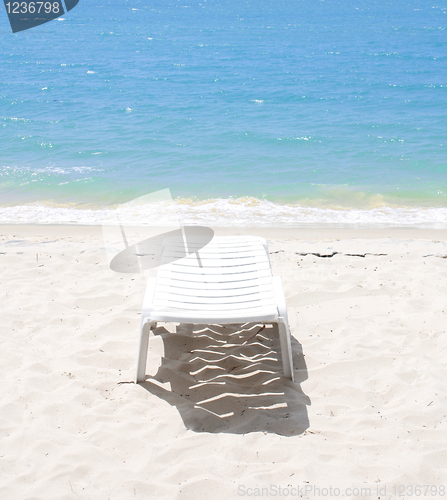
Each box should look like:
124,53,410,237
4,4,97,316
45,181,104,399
1,0,447,227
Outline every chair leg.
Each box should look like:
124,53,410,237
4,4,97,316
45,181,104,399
272,276,294,381
136,319,154,383
278,319,294,382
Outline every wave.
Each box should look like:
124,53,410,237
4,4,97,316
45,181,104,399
1,197,447,228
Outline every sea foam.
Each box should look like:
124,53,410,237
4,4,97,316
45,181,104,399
1,198,446,228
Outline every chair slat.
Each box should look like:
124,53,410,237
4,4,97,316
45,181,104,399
157,269,272,283
155,280,274,293
165,255,269,268
152,299,277,313
160,264,270,276
162,247,267,258
155,290,276,304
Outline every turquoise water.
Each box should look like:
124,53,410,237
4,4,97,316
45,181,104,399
1,0,447,225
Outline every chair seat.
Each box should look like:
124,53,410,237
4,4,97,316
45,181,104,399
151,237,278,322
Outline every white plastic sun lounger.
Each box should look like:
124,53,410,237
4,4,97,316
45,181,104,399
136,235,294,383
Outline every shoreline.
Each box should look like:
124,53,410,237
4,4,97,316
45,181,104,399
1,199,447,229
2,223,447,241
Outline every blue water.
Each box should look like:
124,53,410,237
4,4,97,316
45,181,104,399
1,0,447,225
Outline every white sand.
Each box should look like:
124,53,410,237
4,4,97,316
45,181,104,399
1,225,447,499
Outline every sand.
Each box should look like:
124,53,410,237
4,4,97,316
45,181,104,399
1,224,447,499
